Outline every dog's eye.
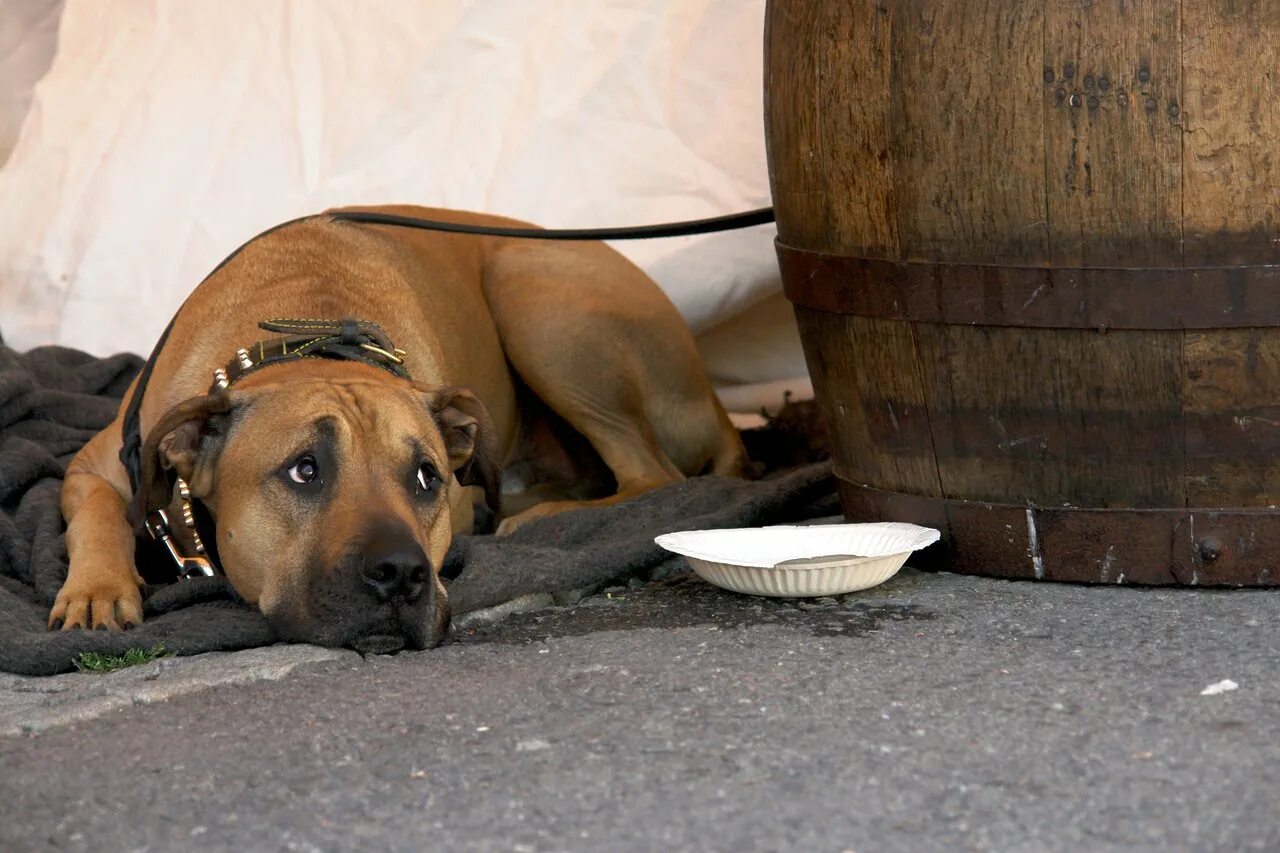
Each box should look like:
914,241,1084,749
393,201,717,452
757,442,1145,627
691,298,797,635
288,455,320,485
416,463,442,495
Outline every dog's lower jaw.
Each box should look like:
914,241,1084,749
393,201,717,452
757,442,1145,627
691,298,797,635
265,594,447,654
349,633,410,654
373,598,448,653
348,607,444,654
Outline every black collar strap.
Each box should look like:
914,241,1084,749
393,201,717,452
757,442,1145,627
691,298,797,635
209,317,410,393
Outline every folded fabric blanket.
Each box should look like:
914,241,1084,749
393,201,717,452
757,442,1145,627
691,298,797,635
0,345,837,675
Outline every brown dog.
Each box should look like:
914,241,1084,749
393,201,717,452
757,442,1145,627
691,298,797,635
50,206,746,652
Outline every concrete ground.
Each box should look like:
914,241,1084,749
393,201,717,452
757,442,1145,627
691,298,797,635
1,567,1276,852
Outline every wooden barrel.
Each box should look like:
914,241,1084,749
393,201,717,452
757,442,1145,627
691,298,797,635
765,1,1280,586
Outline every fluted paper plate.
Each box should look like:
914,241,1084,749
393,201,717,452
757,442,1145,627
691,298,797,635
655,522,940,598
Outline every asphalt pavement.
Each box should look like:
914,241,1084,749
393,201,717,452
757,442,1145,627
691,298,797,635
1,567,1276,852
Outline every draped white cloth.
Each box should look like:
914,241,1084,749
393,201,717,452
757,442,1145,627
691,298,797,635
0,0,810,416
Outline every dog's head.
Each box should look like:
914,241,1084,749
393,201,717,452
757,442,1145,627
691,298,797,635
136,362,501,652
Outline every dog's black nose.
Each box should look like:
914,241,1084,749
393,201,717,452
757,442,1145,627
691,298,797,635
361,546,429,603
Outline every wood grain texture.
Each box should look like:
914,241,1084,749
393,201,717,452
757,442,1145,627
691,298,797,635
794,308,942,498
765,1,899,257
1183,331,1280,506
1178,3,1280,501
1182,1,1280,265
763,2,831,250
817,1,898,258
1043,0,1182,266
889,1,1047,264
912,324,1185,507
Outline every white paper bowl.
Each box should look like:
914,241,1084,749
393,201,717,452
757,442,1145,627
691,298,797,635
654,522,941,598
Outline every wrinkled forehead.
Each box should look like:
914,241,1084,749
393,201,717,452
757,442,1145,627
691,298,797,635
228,379,446,464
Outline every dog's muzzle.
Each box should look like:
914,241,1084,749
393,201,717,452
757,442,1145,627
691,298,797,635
347,533,436,654
269,522,447,654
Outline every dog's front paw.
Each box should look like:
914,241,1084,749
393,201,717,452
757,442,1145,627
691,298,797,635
495,501,574,536
495,511,540,537
48,572,145,631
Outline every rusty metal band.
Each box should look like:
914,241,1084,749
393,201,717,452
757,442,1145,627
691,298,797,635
838,479,1280,587
778,241,1280,330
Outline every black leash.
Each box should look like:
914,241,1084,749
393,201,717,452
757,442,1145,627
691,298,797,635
331,206,775,240
118,206,776,538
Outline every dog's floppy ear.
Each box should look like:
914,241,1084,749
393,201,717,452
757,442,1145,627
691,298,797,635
129,391,239,532
420,385,502,514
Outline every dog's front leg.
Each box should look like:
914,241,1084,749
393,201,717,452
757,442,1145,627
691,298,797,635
49,428,145,631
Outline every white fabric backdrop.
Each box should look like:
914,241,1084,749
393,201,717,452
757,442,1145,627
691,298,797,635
0,0,810,415
0,0,61,167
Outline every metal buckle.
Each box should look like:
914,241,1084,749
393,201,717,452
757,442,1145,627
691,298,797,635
359,342,406,364
145,508,216,580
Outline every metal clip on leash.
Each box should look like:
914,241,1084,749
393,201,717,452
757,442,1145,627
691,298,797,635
146,509,215,579
145,476,215,579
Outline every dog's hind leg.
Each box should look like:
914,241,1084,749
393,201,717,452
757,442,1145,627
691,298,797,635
50,423,145,630
483,240,746,534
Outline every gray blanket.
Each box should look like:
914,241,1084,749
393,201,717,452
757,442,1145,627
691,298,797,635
0,345,837,675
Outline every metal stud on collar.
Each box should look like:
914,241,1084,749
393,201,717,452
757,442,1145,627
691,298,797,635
236,348,253,371
359,342,407,364
175,476,207,556
212,367,230,390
